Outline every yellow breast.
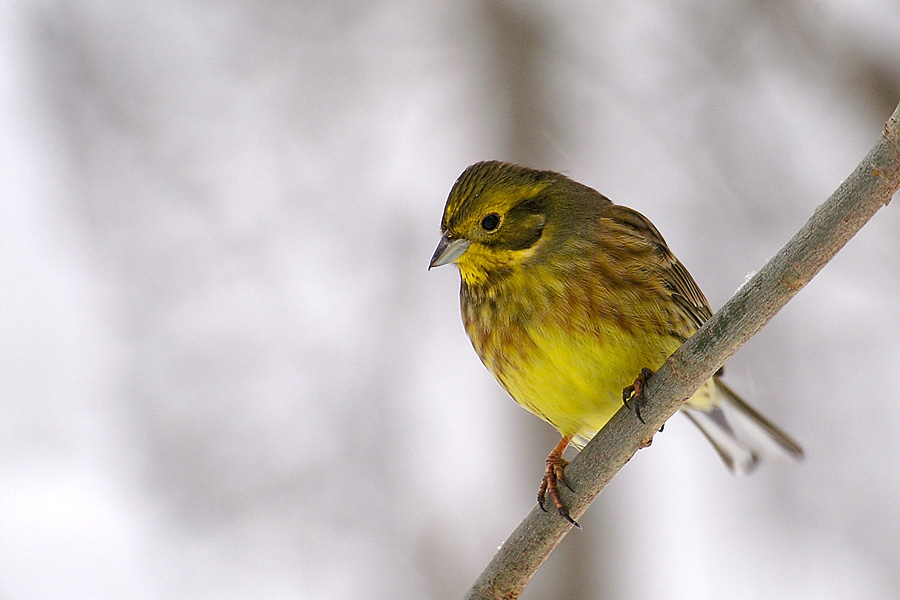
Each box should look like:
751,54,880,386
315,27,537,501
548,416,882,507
463,289,682,445
457,227,696,446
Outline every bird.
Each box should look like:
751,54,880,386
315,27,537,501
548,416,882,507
429,160,803,525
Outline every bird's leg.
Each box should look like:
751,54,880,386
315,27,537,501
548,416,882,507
623,367,655,424
537,436,579,527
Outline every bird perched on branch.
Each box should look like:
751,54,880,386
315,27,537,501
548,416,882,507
429,161,803,525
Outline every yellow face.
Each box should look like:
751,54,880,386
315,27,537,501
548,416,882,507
429,162,552,287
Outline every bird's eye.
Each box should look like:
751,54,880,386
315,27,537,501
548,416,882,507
481,213,501,232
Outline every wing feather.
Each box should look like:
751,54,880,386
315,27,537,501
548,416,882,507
599,204,712,333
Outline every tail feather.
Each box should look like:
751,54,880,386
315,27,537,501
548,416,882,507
683,376,803,474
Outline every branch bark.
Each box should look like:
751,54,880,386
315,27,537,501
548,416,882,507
464,101,900,600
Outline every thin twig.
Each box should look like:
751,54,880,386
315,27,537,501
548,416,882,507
465,101,900,600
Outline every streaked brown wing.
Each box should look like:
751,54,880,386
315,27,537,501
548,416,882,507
599,203,713,332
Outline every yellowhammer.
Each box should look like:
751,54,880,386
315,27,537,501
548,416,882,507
429,160,803,525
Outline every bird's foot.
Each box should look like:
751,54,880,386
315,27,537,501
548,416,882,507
537,437,579,528
623,367,655,424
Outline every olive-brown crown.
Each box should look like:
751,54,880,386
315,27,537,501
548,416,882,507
439,161,609,255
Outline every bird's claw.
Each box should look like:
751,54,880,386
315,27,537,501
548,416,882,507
537,454,580,528
623,367,655,424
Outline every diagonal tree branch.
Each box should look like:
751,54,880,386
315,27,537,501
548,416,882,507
465,101,900,600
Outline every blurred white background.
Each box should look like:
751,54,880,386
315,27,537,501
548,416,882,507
2,1,899,598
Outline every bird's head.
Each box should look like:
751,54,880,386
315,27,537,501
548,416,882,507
429,161,573,287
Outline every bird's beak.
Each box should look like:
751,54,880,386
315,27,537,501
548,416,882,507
429,234,470,269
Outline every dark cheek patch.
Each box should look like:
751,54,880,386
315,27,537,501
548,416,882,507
511,213,546,250
482,197,548,251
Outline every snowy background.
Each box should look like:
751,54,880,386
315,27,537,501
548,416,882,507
2,1,900,599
